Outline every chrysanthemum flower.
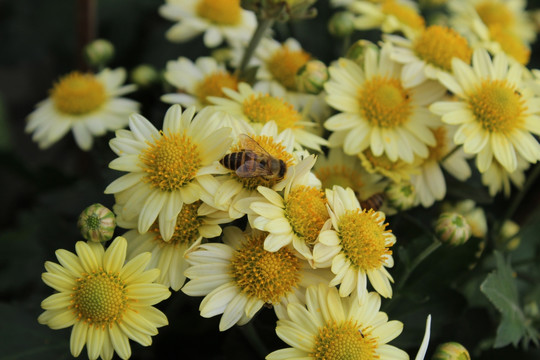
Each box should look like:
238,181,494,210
411,123,471,207
358,148,421,183
161,56,238,110
385,25,472,88
159,0,257,48
349,0,425,39
38,237,170,360
182,227,332,331
313,186,396,299
121,197,231,291
266,284,408,360
481,155,530,197
104,105,233,242
26,68,138,151
209,82,327,151
430,49,540,173
324,43,446,163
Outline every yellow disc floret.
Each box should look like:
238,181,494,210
468,80,526,135
196,0,241,25
72,269,128,328
267,47,311,90
195,72,238,105
381,0,425,30
315,165,365,191
311,320,377,360
359,76,412,128
150,201,203,244
51,72,107,115
230,232,301,304
338,209,393,270
242,94,302,130
140,131,201,191
427,126,448,162
413,25,472,71
284,186,329,245
475,2,514,30
489,27,530,65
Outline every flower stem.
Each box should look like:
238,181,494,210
236,17,274,79
398,239,442,290
239,321,268,358
76,0,97,72
502,161,540,225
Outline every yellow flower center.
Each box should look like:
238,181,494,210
489,27,530,65
195,72,239,105
284,186,329,245
51,72,106,115
242,94,302,130
311,320,377,360
230,232,301,304
338,209,393,270
413,25,472,71
196,0,241,25
381,0,425,30
427,126,448,162
359,76,412,128
467,80,526,135
72,269,128,328
140,131,202,192
231,135,295,190
150,201,203,245
267,47,311,90
476,2,513,30
315,165,365,191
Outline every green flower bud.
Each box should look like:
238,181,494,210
77,203,116,243
497,219,520,251
84,39,115,68
328,11,355,37
435,212,471,246
346,39,378,63
295,60,329,94
130,64,160,88
432,342,471,360
384,182,416,211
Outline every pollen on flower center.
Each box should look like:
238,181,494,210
475,2,513,29
140,131,202,192
468,80,526,134
242,94,302,130
311,320,376,360
230,232,301,304
315,165,365,191
413,25,472,71
427,126,448,162
267,47,311,90
150,201,203,245
381,0,425,30
284,186,329,245
195,72,238,105
489,27,530,65
51,72,106,115
72,269,128,327
196,0,241,25
359,76,412,128
338,209,392,270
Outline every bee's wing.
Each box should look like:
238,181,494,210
235,160,274,178
238,134,272,156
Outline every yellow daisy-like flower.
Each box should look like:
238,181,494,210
430,49,540,173
182,227,331,331
325,43,446,163
385,25,472,88
209,82,327,151
161,56,239,110
313,186,396,299
349,0,425,39
159,0,257,48
481,155,529,197
250,154,325,260
104,104,233,242
38,237,170,360
358,147,421,183
411,123,471,207
26,68,138,151
266,284,408,360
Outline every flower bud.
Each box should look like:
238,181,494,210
295,60,329,94
84,39,115,68
435,212,471,246
384,182,416,211
131,64,160,88
346,39,378,63
77,203,116,243
432,342,471,360
328,11,355,37
441,200,487,238
497,219,520,251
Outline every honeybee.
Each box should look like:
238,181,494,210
359,193,385,211
220,134,287,180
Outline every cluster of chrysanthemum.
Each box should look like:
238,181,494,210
35,0,539,359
